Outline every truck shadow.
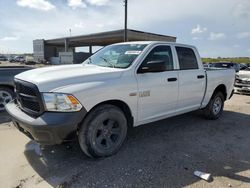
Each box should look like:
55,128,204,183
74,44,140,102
0,111,11,124
24,110,250,187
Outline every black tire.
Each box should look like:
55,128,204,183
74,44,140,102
203,92,225,120
78,104,128,158
0,87,14,112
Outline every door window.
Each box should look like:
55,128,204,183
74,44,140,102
139,46,174,72
176,47,198,70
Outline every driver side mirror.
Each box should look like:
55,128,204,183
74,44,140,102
138,60,166,74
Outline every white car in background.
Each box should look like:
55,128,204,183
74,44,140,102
235,67,250,94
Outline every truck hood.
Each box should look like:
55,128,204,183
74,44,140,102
15,64,123,92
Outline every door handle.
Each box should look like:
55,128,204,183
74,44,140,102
167,77,178,82
197,75,205,79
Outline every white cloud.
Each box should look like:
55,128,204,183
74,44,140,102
191,24,207,34
96,23,104,28
17,0,55,11
208,32,226,40
86,0,110,6
233,0,250,19
192,37,202,40
68,0,87,9
0,36,19,41
74,22,85,28
237,32,250,39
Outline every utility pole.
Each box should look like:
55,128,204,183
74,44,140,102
124,0,128,42
69,28,72,36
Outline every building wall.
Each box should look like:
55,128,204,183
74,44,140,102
33,39,45,62
33,39,74,63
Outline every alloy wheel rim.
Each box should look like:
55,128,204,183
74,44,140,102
212,97,222,115
94,119,121,151
0,91,12,110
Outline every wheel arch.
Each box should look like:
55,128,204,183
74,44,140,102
0,84,14,91
78,99,134,130
212,84,227,100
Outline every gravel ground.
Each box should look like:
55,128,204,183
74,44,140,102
0,94,250,188
0,60,50,68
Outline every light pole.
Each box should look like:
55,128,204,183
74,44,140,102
69,28,72,36
124,0,128,42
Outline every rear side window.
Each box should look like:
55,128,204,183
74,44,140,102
176,47,198,70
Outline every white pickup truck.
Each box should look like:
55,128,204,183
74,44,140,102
6,42,235,158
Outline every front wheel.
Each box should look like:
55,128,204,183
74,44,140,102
203,92,225,120
78,104,128,158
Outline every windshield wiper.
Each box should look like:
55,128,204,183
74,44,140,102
99,57,115,68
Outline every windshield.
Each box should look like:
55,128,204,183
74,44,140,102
245,67,250,71
83,44,147,68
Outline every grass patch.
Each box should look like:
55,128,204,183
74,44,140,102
202,57,250,64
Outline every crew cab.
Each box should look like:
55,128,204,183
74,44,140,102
6,42,235,158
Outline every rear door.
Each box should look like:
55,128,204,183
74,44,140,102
136,45,179,123
175,46,206,112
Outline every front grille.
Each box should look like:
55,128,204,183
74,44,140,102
236,79,250,84
15,79,44,116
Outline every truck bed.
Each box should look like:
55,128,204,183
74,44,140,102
201,68,235,108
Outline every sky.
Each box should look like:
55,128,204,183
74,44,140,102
0,0,250,57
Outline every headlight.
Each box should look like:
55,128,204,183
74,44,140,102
42,93,82,112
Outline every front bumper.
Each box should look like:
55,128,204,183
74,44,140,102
6,101,87,145
235,84,250,94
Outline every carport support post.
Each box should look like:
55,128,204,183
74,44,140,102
124,0,128,42
89,46,92,54
64,38,69,52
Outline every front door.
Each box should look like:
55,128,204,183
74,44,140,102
136,45,179,123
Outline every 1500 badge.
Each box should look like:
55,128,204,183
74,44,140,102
139,90,150,98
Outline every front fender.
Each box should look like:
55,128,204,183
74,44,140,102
53,79,138,123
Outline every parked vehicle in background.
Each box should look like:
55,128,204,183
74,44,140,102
235,67,250,94
210,62,240,72
203,63,211,68
0,55,8,61
6,41,235,158
9,56,25,63
0,66,32,111
239,63,249,70
8,57,16,63
17,56,25,63
25,56,36,65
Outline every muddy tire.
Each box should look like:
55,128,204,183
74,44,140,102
203,92,225,120
78,104,127,158
0,87,14,112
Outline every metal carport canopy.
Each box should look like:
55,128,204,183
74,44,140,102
44,29,176,47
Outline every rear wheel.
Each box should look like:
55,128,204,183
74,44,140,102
203,92,225,120
0,87,14,111
78,104,127,158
